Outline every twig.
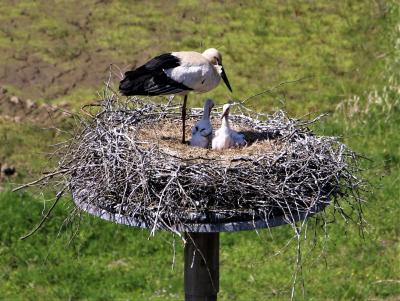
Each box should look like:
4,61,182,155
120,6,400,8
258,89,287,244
240,76,314,104
20,187,66,240
12,169,70,192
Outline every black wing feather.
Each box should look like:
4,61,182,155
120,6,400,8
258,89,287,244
119,53,192,96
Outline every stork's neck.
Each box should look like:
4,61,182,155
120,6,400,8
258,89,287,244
202,104,212,120
222,115,230,129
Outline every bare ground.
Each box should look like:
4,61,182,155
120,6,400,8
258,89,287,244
0,87,70,125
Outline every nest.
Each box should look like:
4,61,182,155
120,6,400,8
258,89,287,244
54,88,364,234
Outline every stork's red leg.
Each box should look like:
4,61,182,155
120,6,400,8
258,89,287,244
182,95,188,144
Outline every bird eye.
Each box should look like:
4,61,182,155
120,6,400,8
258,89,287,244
215,57,220,65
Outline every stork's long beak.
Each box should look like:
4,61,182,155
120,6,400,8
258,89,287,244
220,66,232,92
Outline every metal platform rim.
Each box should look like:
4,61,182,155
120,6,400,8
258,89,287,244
73,198,328,233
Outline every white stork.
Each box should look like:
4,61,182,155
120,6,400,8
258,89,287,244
212,103,246,150
190,99,214,148
119,48,232,143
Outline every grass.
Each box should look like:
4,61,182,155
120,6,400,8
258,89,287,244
0,0,399,300
0,121,61,180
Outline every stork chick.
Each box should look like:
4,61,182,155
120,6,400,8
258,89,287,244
190,99,214,148
212,103,246,150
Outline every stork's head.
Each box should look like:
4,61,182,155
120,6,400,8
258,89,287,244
202,48,222,65
202,48,232,93
221,103,231,119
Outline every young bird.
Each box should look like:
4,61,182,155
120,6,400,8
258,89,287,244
190,99,214,148
212,103,246,150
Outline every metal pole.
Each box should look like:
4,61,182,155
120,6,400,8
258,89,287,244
184,232,219,301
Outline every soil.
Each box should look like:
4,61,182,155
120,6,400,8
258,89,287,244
0,1,169,103
0,87,70,126
0,49,114,101
0,1,125,102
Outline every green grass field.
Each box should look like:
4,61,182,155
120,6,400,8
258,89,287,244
0,1,399,300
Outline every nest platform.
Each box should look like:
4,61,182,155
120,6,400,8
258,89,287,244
62,95,362,234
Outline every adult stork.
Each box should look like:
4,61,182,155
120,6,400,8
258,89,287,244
119,48,232,143
212,103,246,150
190,98,214,148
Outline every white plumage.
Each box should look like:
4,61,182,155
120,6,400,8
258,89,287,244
190,99,214,148
164,56,221,93
212,103,246,150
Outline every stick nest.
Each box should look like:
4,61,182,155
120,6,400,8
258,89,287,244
59,89,364,232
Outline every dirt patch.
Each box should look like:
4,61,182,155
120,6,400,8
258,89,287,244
0,87,70,126
0,1,121,101
0,0,182,104
0,50,113,101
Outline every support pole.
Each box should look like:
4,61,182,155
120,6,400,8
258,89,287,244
184,232,219,301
